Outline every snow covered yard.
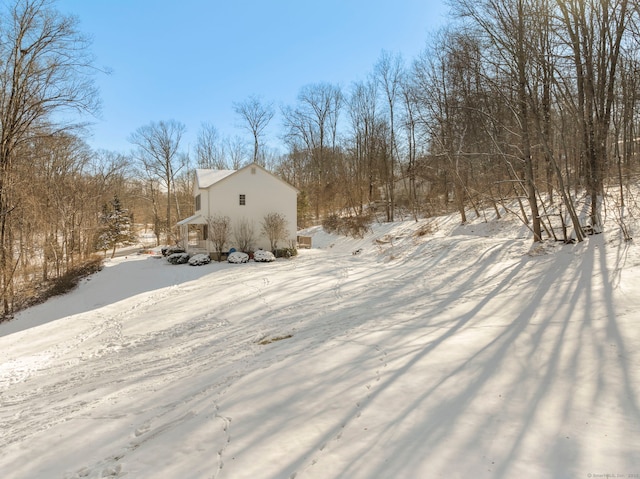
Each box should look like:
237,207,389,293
1,211,639,479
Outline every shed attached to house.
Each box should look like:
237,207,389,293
178,163,298,255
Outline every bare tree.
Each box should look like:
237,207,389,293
261,212,288,252
195,122,226,169
412,29,478,224
207,215,230,261
556,0,632,231
282,83,343,218
346,79,380,214
129,120,187,241
233,218,255,253
451,0,544,241
234,95,274,165
400,76,421,219
0,0,99,315
225,135,249,170
375,51,405,221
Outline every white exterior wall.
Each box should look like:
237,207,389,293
203,165,297,251
193,185,209,219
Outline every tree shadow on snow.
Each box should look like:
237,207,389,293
221,235,640,478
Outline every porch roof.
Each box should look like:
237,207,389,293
177,214,207,226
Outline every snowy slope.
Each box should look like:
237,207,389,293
1,207,639,479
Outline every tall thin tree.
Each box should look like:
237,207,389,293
234,95,274,165
129,120,186,242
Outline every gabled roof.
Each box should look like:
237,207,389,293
195,163,299,193
195,169,236,189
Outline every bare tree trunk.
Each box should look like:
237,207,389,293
234,96,275,165
129,120,186,242
557,0,630,230
0,0,98,315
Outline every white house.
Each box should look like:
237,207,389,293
177,163,299,255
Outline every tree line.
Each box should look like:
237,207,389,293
1,0,639,317
274,0,640,243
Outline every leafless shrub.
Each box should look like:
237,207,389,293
322,214,372,238
233,218,255,252
261,212,288,251
207,215,231,261
414,220,438,237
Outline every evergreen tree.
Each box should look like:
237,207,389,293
96,195,137,258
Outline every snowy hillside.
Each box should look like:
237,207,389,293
1,205,639,479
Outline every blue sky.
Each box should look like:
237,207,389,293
56,0,450,156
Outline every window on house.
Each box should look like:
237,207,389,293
195,194,201,211
239,194,246,206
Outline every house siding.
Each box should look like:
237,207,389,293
203,165,297,251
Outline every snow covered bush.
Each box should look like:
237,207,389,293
167,252,190,264
227,251,249,264
253,250,275,262
162,246,186,257
188,253,211,266
274,247,297,258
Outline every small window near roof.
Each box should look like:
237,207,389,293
195,194,201,211
239,194,246,206
251,167,256,174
